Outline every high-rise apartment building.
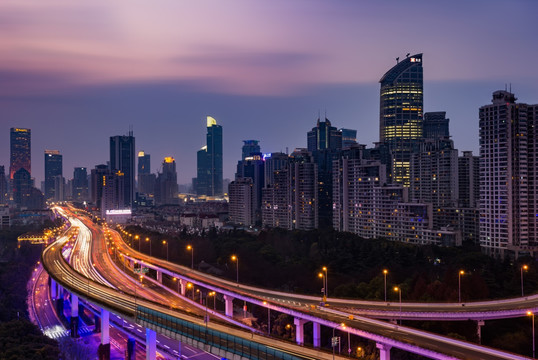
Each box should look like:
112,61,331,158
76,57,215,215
263,152,289,187
155,157,178,205
44,150,62,201
479,90,538,258
228,177,255,226
458,151,479,209
137,151,155,195
196,116,223,196
379,54,423,186
13,168,32,207
235,153,264,223
423,112,449,140
10,128,31,180
262,167,292,229
0,166,7,205
73,167,89,202
241,140,260,160
110,132,135,208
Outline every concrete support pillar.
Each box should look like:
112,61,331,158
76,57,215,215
223,295,234,317
70,294,79,338
50,279,57,299
146,328,156,360
377,343,392,360
477,320,485,344
179,279,186,296
98,309,110,360
294,318,308,345
156,271,162,283
178,341,182,357
313,322,321,348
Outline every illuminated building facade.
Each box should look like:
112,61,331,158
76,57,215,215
196,116,223,196
155,157,178,205
379,54,423,186
241,140,260,160
110,132,135,208
44,150,62,201
479,91,538,258
73,167,89,202
10,128,31,181
137,151,155,196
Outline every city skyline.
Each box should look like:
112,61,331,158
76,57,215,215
1,1,538,184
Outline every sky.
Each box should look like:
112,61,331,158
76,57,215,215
1,0,538,185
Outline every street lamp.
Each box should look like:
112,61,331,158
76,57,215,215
522,265,529,297
528,311,535,359
394,286,402,324
162,240,168,261
263,301,271,335
187,245,194,269
209,291,216,310
322,266,328,299
458,270,465,303
231,255,239,284
332,323,345,360
383,269,388,302
135,235,140,251
146,237,151,257
187,283,193,300
318,273,326,303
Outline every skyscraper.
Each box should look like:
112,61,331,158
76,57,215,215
307,118,342,152
241,140,260,160
137,151,155,195
0,166,7,205
479,91,538,258
73,167,89,202
196,116,223,196
339,128,358,149
10,128,31,180
423,112,449,140
155,157,178,205
379,54,424,186
44,150,62,201
110,132,135,208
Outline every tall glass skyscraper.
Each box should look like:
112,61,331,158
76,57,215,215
10,128,31,180
196,116,223,196
44,150,62,201
379,54,423,186
110,132,135,208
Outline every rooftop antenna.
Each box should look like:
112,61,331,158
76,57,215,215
396,57,399,63
325,109,327,120
128,124,133,137
406,53,410,58
509,83,512,94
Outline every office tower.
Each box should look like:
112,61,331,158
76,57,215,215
479,90,538,258
196,116,223,196
110,132,135,208
307,118,342,152
458,151,479,209
91,165,110,210
339,128,358,149
137,151,155,195
423,112,449,140
228,177,255,226
73,167,89,202
44,150,62,201
307,118,342,227
235,153,264,223
242,140,260,160
379,54,423,186
155,157,178,205
0,166,7,205
10,128,31,180
53,175,65,202
100,171,124,218
13,168,32,207
264,152,289,187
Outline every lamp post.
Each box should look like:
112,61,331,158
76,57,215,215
522,265,529,297
318,273,326,303
528,311,535,359
332,323,345,360
187,283,193,300
458,270,464,303
146,237,151,257
162,240,168,261
394,286,402,324
322,266,328,299
383,269,388,302
135,235,140,251
263,301,271,335
231,255,239,284
187,245,194,269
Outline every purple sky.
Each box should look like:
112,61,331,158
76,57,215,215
1,0,538,184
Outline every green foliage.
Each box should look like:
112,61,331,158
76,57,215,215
0,320,59,360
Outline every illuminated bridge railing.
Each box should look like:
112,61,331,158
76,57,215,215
136,305,306,360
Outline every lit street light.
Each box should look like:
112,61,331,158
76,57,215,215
162,240,168,261
522,265,529,297
187,245,194,269
135,235,140,251
458,270,465,303
231,255,239,284
263,301,271,335
383,269,388,302
318,273,326,303
145,237,151,257
322,266,328,299
332,323,345,360
528,311,535,359
394,286,402,324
